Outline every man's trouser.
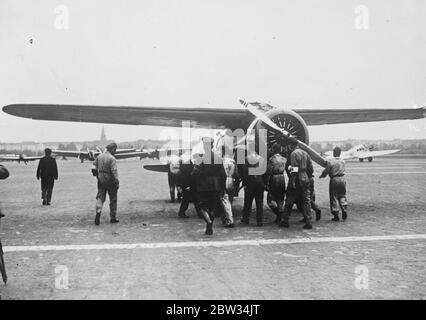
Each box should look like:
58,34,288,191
168,173,182,202
309,177,321,214
96,183,118,219
178,187,191,215
242,184,264,224
329,176,347,214
41,187,53,203
282,180,312,224
267,174,286,217
41,179,54,203
220,193,234,225
178,187,202,217
197,192,221,224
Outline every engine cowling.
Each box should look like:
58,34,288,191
254,108,309,158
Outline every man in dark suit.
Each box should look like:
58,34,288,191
36,148,58,205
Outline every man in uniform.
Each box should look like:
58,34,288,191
92,142,120,225
279,141,313,229
36,148,58,205
320,147,347,221
266,143,286,224
191,137,227,235
241,143,267,227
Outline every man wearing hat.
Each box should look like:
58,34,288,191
320,146,347,221
191,137,227,235
36,148,58,205
241,141,268,227
266,143,287,224
92,142,120,225
279,141,313,230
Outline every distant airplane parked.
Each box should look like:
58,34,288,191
324,144,400,162
52,146,155,162
0,154,43,164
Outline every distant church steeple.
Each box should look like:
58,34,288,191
100,126,107,141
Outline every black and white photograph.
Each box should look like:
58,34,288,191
0,0,425,304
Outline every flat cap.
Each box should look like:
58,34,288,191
106,142,117,150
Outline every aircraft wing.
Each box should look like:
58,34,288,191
357,149,401,159
143,164,169,173
22,156,44,161
115,148,137,154
3,104,248,129
3,104,425,128
0,155,43,162
52,150,86,158
0,155,20,161
114,151,150,160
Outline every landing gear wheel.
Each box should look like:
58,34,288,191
368,157,373,162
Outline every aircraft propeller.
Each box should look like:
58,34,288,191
240,99,328,167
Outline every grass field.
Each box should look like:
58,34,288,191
0,156,425,299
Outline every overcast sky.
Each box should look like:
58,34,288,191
0,0,425,143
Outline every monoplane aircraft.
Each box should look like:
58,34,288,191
324,144,400,162
3,101,425,167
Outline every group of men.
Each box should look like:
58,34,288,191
168,137,348,235
30,140,348,236
30,143,119,225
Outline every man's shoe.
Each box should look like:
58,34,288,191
299,218,306,223
316,210,322,221
280,220,290,228
303,223,313,230
331,215,340,222
95,212,101,225
110,218,119,224
46,202,51,206
0,213,5,218
42,200,46,205
224,223,235,228
205,223,213,235
342,211,347,221
178,213,190,219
